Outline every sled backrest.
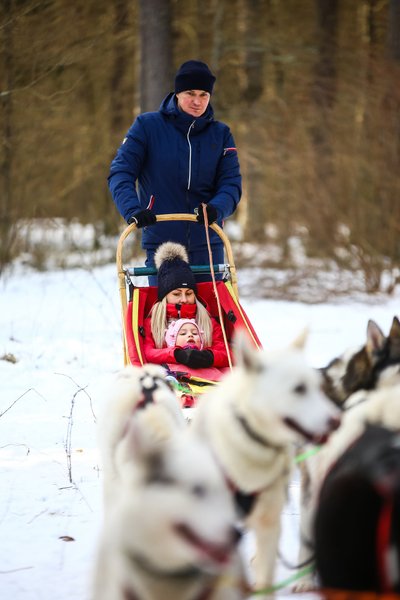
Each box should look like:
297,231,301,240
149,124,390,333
125,280,262,367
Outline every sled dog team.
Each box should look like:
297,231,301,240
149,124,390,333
92,316,400,599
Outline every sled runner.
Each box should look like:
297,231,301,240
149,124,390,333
116,213,262,404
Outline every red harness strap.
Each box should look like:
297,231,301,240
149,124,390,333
376,495,395,592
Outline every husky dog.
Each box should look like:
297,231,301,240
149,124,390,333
190,330,341,591
321,316,400,406
98,364,186,506
296,366,400,590
307,382,400,489
93,408,247,600
295,318,400,590
314,423,400,593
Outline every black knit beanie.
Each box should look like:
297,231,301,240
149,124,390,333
174,60,216,95
154,242,197,301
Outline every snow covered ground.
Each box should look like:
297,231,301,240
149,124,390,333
1,261,399,599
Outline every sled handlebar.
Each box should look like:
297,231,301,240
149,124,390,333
116,213,239,295
126,264,230,276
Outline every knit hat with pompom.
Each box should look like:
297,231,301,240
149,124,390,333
154,242,197,301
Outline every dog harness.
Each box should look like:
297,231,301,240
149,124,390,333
215,410,291,518
234,410,287,451
135,372,166,410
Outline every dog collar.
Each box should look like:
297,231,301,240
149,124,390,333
234,410,285,451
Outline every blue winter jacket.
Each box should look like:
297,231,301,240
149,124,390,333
108,93,242,251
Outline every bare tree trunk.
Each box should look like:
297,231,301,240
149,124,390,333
388,0,400,60
242,0,268,241
312,0,338,113
139,0,173,112
243,0,266,104
110,0,130,136
307,0,338,254
0,0,14,273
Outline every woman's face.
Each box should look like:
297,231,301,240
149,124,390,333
176,324,201,348
176,90,210,117
166,288,196,304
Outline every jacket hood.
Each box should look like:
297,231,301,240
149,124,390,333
159,93,214,134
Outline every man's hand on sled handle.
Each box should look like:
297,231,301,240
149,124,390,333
127,208,156,229
195,202,219,225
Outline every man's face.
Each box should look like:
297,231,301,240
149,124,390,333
176,90,210,117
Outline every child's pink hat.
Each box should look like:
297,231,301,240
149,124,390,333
165,319,204,349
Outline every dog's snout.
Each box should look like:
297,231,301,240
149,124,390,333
328,415,341,432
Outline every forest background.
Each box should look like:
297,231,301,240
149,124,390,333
1,0,400,296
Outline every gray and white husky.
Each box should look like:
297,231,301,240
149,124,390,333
190,330,340,591
93,364,247,600
320,316,400,406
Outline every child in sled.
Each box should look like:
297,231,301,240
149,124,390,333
164,318,226,381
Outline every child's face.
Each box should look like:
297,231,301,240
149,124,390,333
176,324,201,348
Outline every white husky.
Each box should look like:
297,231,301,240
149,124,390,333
93,364,247,600
191,330,341,591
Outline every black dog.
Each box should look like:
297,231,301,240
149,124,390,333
314,423,400,592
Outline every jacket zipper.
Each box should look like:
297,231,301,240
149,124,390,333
185,121,195,250
186,121,195,190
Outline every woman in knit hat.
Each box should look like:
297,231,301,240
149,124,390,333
143,241,230,374
108,59,241,284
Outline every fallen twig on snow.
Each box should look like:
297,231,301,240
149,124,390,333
54,373,96,484
0,388,46,419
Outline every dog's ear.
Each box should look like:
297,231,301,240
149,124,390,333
290,327,309,350
388,316,400,362
233,328,264,372
389,316,400,340
366,319,386,358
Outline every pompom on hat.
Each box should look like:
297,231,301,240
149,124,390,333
154,242,197,300
174,60,216,95
165,319,204,349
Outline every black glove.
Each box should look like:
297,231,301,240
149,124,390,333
196,203,218,225
174,348,214,369
127,209,156,228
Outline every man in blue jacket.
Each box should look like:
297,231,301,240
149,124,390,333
108,60,242,281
